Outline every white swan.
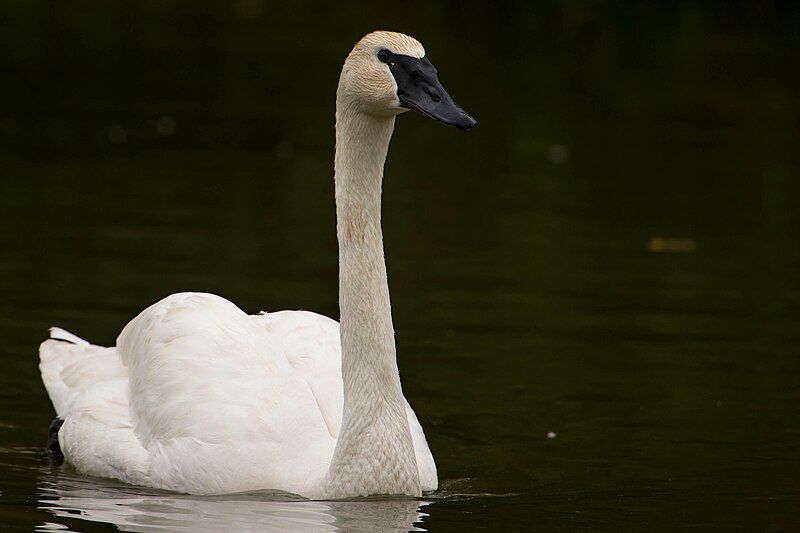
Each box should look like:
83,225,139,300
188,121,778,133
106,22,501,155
39,30,476,500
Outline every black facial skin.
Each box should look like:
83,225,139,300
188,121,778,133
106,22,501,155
378,49,477,131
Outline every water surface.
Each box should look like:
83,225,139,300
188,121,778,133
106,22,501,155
1,3,799,531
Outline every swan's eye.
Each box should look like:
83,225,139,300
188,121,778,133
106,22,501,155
377,49,391,64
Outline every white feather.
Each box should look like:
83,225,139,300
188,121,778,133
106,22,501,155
39,293,437,496
48,327,90,346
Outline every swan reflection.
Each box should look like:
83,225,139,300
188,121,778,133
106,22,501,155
38,471,430,532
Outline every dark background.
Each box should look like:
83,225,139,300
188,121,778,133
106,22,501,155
1,1,799,531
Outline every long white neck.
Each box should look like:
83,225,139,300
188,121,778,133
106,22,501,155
319,97,420,498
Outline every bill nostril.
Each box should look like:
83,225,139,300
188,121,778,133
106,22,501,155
423,86,441,102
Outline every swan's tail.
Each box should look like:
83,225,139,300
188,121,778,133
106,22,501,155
38,328,149,481
48,327,90,347
39,327,118,417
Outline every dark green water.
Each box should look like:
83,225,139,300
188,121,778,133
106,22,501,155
2,2,800,531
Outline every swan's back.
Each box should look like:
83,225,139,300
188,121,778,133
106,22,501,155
116,293,323,449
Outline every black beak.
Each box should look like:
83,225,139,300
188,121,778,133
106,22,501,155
385,52,477,131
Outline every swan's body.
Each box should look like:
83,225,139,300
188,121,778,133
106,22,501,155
39,31,475,499
41,294,436,497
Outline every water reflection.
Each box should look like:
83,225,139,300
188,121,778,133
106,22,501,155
38,471,430,532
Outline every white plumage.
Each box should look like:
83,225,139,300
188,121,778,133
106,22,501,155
40,292,436,496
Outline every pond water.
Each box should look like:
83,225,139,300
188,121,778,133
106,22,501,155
1,3,799,531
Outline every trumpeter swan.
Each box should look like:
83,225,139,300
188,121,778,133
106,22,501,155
39,31,476,500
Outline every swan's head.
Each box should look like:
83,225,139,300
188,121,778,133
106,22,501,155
338,31,477,131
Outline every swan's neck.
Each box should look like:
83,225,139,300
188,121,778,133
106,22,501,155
321,102,420,498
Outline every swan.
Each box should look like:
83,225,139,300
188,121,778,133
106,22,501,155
38,30,476,500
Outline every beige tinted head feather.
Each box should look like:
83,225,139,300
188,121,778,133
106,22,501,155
337,31,425,116
354,31,425,59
